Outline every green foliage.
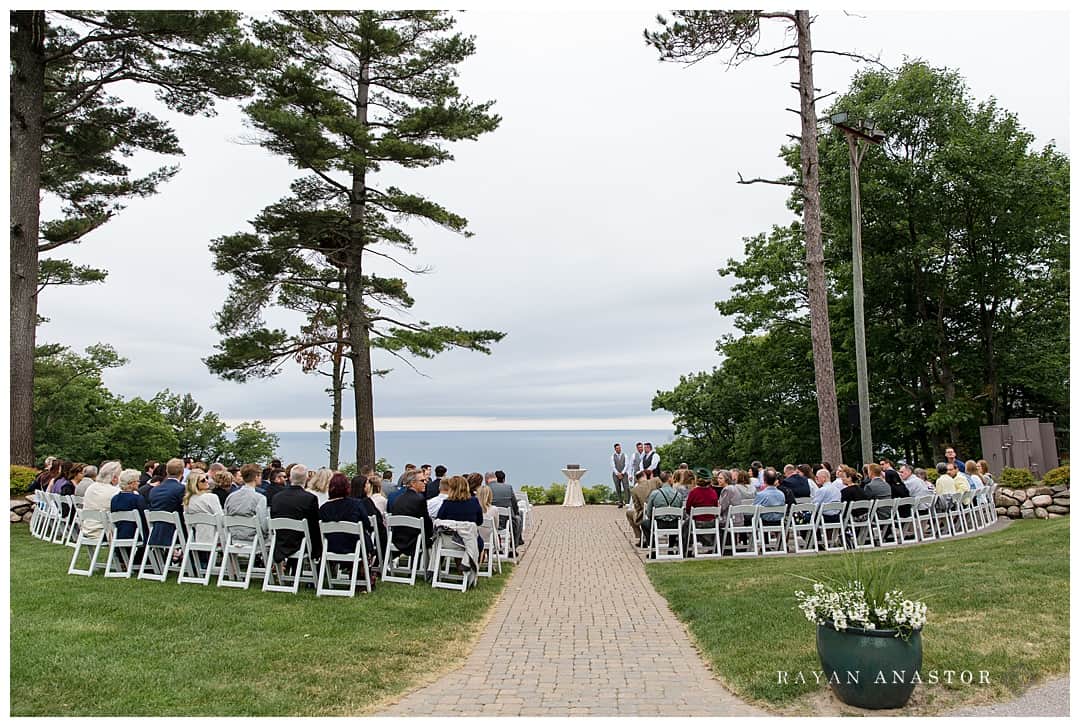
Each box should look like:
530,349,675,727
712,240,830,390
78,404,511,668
652,60,1070,468
1041,465,1069,488
545,484,566,504
1000,467,1036,488
226,422,279,467
101,398,180,466
581,485,613,504
33,343,126,463
10,466,39,496
519,485,548,505
151,390,229,462
339,458,391,479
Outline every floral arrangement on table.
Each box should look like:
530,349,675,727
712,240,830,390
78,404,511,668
794,555,929,640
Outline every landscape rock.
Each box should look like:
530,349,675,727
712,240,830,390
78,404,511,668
1021,509,1036,519
21,512,32,522
1032,494,1054,507
1025,487,1038,498
1048,513,1065,519
10,512,21,523
1052,496,1069,506
1007,506,1021,518
996,507,1008,516
1034,486,1054,497
996,495,1019,508
1047,505,1069,514
1021,499,1035,509
1035,507,1049,519
1012,489,1028,503
1051,485,1068,493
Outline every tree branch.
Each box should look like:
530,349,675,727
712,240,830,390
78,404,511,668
812,48,889,69
737,172,798,188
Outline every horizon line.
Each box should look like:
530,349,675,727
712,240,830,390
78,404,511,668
223,415,675,433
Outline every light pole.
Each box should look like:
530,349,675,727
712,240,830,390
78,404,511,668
830,112,885,468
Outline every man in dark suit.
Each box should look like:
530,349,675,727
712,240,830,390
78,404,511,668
489,470,523,547
269,464,322,564
425,465,447,500
781,464,812,498
147,457,186,546
261,468,287,508
389,470,433,555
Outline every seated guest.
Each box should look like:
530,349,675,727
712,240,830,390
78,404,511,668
48,460,75,495
210,469,235,507
148,458,187,547
812,468,843,506
139,463,166,502
963,459,984,490
863,463,891,499
67,462,87,495
368,475,388,516
224,463,270,543
934,462,966,501
320,473,375,558
269,464,323,564
82,461,123,541
111,468,149,540
734,469,755,500
476,484,497,554
901,464,931,504
436,474,485,551
306,467,333,506
781,464,812,499
489,470,523,547
840,467,869,503
75,464,98,497
643,472,685,549
262,468,287,508
427,476,451,519
625,471,659,543
714,471,742,525
352,475,387,560
389,470,434,557
184,469,223,545
426,465,448,500
682,468,720,553
753,470,787,524
467,472,484,497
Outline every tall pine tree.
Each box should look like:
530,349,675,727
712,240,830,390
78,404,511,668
215,11,504,469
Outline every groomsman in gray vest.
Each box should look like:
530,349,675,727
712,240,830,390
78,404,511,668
611,443,629,506
641,442,660,478
631,442,645,479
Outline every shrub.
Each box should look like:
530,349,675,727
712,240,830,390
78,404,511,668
1042,465,1069,487
1000,467,1036,488
520,485,548,505
545,483,565,504
590,484,613,503
10,465,38,496
582,486,603,505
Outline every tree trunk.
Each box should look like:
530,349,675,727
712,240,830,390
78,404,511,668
795,10,843,467
328,334,344,470
346,56,377,471
10,11,46,466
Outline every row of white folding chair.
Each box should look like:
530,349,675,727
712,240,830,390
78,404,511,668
515,492,531,533
494,506,517,563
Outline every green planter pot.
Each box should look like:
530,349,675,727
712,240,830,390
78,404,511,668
816,621,923,709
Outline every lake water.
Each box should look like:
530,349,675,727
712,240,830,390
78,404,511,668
272,430,673,489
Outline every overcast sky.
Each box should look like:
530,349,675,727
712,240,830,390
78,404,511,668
36,9,1070,433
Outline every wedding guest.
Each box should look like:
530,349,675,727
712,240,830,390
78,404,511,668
320,473,375,558
184,469,223,545
270,464,323,564
210,469,235,507
306,467,333,506
224,463,269,544
111,468,149,541
75,464,98,497
436,474,485,551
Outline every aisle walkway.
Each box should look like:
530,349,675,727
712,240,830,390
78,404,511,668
378,505,763,716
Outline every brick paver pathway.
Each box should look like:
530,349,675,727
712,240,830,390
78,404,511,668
378,505,764,716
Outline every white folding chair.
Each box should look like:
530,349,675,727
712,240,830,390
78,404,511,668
478,514,501,577
28,492,45,539
317,521,370,596
845,500,875,549
58,495,81,545
218,515,269,589
431,530,472,592
52,494,76,544
178,513,224,585
892,497,919,543
515,492,530,533
725,504,759,556
368,514,382,567
870,498,899,547
68,510,109,576
816,501,847,551
913,495,937,541
382,515,428,586
788,501,819,553
958,489,979,532
932,495,955,538
985,483,999,523
689,507,722,558
44,493,65,542
494,506,517,563
104,510,145,578
138,511,187,582
263,517,318,594
63,496,85,547
649,506,684,560
756,505,789,555
946,493,968,535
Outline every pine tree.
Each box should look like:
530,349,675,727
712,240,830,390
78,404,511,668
216,11,504,469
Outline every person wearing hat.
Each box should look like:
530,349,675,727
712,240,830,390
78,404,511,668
682,467,719,555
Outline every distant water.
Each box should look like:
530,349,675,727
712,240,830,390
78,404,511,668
272,430,673,489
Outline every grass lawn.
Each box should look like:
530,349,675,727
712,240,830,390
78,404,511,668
646,518,1070,714
9,525,511,716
